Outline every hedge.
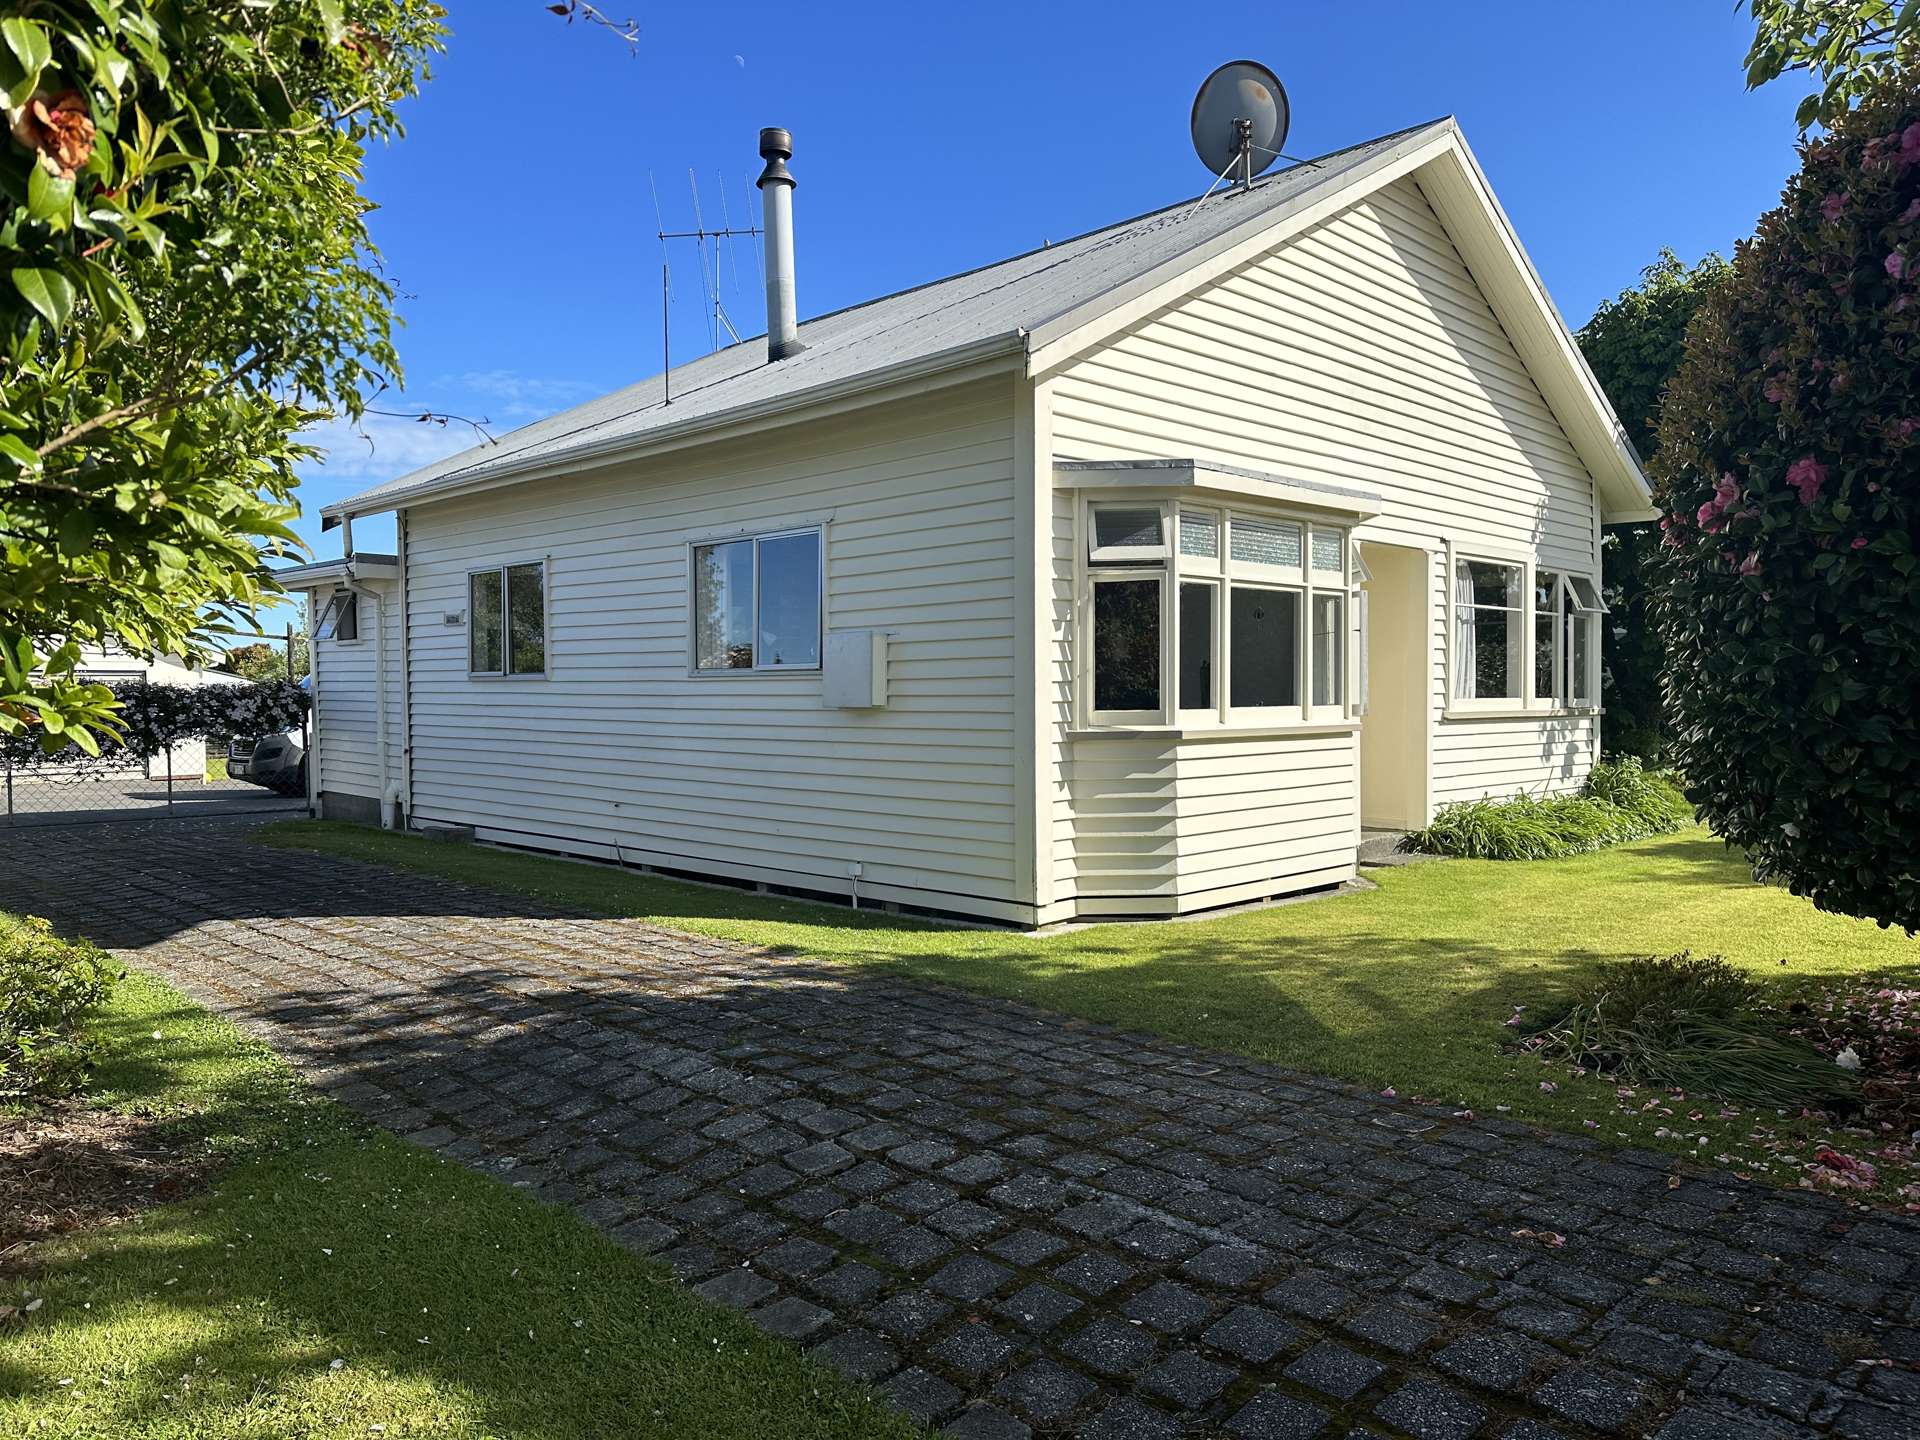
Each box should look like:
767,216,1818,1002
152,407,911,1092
0,678,308,773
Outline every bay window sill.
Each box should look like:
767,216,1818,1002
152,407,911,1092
1441,705,1603,721
1068,721,1362,740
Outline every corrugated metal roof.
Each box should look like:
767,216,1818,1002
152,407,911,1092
330,120,1454,518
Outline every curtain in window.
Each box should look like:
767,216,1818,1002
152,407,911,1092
1453,561,1477,699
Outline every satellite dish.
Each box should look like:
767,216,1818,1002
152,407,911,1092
1189,60,1289,184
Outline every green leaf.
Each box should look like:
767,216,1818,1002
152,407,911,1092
11,266,74,329
0,17,50,105
0,433,38,469
26,163,74,227
56,506,93,555
316,0,349,46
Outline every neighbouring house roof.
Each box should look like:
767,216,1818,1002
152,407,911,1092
270,554,399,589
327,117,1652,526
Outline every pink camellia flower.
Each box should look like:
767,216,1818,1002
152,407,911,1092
1888,251,1908,280
1852,536,1869,550
1763,374,1789,404
1739,552,1761,577
1785,455,1827,506
1899,420,1918,438
1903,198,1920,225
1904,122,1920,166
1821,191,1848,222
1697,472,1743,531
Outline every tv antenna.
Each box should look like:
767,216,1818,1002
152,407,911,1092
1184,60,1310,219
651,169,764,403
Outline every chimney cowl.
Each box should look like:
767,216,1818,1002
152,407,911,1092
756,125,804,363
757,126,795,185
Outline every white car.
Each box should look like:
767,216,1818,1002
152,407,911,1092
227,677,309,794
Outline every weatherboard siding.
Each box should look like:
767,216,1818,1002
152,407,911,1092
1049,177,1599,571
399,380,1024,919
311,579,399,805
1063,734,1358,906
1044,176,1601,900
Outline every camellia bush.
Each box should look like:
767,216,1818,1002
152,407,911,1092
1651,81,1920,931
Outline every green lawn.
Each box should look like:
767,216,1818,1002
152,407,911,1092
0,965,914,1440
261,820,1920,1199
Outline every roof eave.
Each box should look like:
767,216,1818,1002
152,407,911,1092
269,555,398,588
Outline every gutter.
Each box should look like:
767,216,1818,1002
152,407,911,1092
322,330,1028,525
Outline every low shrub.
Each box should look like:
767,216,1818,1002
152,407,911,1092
1582,757,1693,832
1406,757,1692,860
1526,952,1858,1109
1,914,122,1099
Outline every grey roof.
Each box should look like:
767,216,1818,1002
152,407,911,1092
329,119,1455,519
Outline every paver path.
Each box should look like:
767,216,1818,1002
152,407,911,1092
5,818,1916,1440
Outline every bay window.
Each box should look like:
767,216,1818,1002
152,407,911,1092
1082,500,1361,727
1450,550,1604,710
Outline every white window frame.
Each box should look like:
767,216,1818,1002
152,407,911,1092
467,558,550,679
1077,497,1364,732
1444,542,1604,715
315,589,360,645
686,524,826,676
1088,506,1172,566
1562,574,1606,709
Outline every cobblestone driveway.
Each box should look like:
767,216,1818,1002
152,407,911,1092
5,819,1916,1440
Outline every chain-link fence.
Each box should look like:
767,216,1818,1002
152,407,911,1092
2,632,312,828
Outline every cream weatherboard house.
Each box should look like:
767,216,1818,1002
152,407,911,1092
291,117,1652,926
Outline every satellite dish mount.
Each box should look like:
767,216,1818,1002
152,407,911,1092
1230,116,1254,190
1189,60,1290,194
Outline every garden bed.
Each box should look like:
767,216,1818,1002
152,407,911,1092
0,1102,211,1269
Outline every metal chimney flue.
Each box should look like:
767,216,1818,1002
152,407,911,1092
756,127,804,363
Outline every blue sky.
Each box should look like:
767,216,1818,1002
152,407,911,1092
290,0,1805,572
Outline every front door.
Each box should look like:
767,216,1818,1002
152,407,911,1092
1357,542,1430,831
